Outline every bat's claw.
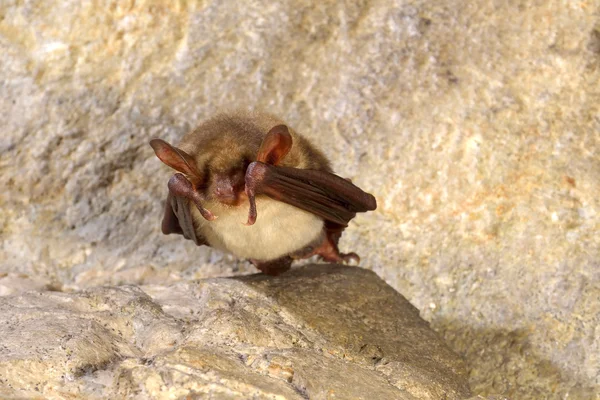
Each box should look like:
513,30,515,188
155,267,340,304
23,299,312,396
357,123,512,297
296,230,362,266
244,211,256,226
317,251,361,266
168,173,216,222
195,204,216,221
341,252,360,265
245,184,257,226
203,211,217,221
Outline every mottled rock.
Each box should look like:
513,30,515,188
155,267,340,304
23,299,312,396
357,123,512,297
466,397,510,400
1,0,599,398
0,265,470,399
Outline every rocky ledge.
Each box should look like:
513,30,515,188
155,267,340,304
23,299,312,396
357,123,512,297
0,265,470,399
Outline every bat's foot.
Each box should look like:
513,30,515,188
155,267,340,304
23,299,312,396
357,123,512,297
314,240,361,265
293,229,361,266
250,256,293,276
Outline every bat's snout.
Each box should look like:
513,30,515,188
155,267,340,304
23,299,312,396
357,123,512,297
214,173,245,206
214,185,236,204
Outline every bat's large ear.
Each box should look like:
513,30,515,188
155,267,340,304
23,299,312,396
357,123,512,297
257,125,293,165
149,139,202,180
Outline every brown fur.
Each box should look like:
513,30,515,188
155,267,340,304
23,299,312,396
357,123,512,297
178,111,332,175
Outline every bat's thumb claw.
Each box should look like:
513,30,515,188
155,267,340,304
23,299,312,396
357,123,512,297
245,194,257,226
200,208,217,221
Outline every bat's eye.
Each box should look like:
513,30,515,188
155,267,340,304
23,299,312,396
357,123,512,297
241,158,251,172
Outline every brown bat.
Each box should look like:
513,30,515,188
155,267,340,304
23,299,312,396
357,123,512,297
150,112,376,275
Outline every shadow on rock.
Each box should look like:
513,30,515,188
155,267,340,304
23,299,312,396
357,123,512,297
435,320,597,399
225,264,472,399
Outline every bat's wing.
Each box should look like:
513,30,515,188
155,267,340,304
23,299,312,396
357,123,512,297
244,161,377,227
161,192,208,246
151,138,212,246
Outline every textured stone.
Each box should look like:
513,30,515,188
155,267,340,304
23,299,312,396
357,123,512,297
1,0,599,398
0,265,470,399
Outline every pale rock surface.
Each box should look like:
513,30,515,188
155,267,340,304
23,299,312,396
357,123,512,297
0,265,470,399
0,0,599,398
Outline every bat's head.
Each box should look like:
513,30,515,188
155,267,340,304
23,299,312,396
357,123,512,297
202,124,292,206
203,154,249,206
149,138,249,206
150,124,294,224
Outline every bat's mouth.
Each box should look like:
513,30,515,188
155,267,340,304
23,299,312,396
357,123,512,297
214,191,248,207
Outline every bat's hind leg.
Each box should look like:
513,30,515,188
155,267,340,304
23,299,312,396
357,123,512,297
314,233,360,265
293,227,360,265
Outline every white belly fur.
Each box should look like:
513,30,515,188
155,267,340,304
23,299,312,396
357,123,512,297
191,197,324,261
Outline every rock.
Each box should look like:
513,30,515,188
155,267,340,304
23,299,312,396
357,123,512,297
0,265,470,399
466,397,510,400
0,273,55,296
1,1,599,398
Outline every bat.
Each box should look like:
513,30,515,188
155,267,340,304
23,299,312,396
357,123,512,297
150,112,377,275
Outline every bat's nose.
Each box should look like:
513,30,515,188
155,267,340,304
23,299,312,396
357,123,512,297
215,184,235,201
214,174,245,205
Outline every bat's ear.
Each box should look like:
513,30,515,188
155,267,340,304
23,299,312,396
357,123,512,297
257,125,293,165
149,139,202,180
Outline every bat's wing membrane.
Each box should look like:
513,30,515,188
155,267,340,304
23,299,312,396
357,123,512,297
162,193,208,246
245,162,376,227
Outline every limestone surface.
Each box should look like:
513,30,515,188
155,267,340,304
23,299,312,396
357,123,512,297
0,265,470,399
1,0,599,398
